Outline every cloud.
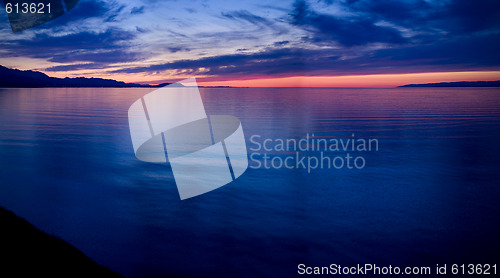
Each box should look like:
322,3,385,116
221,9,289,35
2,28,142,65
273,40,290,46
34,0,122,30
45,63,108,71
167,47,190,53
111,47,308,76
16,28,135,48
131,6,145,15
110,28,500,79
222,10,272,26
432,0,500,34
324,0,500,37
373,33,500,68
49,49,141,64
345,0,432,28
1,0,499,79
290,0,407,46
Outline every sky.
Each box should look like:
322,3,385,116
0,0,499,87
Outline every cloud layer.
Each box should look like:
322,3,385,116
1,0,499,82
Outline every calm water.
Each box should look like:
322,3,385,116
0,87,499,277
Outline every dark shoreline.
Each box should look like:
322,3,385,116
0,206,123,277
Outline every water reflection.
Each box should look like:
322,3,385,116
0,87,499,277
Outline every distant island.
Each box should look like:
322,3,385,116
400,80,500,87
0,65,173,88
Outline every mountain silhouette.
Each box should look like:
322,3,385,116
400,80,500,87
0,65,172,88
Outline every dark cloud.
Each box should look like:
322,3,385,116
16,28,135,48
34,0,122,30
331,0,500,37
273,40,290,46
345,0,432,27
293,0,500,49
131,6,145,15
221,10,288,34
3,0,499,79
45,63,108,71
111,47,308,76
2,28,142,64
373,33,500,68
432,0,500,34
108,47,380,77
222,10,273,26
290,0,407,46
167,47,190,53
110,28,499,79
49,49,140,64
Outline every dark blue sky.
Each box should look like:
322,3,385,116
0,0,499,84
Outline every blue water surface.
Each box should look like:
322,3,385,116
0,87,499,277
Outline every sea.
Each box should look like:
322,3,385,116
0,87,499,277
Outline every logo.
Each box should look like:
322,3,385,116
128,78,248,200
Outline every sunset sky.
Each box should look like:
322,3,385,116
0,0,499,87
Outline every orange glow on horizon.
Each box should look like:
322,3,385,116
38,70,500,88
195,71,500,88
